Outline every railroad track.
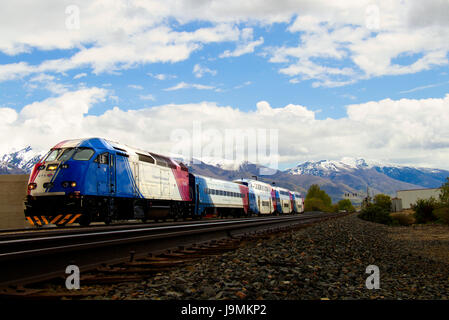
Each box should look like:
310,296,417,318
0,211,347,297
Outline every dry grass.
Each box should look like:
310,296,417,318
389,223,449,264
390,210,415,226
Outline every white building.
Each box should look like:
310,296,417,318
396,188,442,209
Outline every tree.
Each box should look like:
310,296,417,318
305,184,332,212
305,184,332,207
358,194,392,225
373,194,392,212
304,198,326,212
439,177,449,205
337,199,355,212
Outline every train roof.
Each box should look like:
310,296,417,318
193,174,247,186
50,137,185,168
274,186,290,192
233,178,273,187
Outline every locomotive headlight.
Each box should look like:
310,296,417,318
62,181,77,188
47,164,58,171
28,183,37,190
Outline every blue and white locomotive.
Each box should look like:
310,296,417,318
24,137,303,227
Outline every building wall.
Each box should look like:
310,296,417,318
396,188,441,209
0,175,29,229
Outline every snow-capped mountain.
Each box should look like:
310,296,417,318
178,156,250,171
287,157,386,176
2,146,448,201
287,157,449,197
0,146,43,173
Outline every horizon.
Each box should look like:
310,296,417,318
2,143,448,172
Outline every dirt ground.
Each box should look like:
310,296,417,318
388,223,449,264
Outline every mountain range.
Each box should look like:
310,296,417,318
1,146,448,202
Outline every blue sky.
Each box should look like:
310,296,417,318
1,1,449,170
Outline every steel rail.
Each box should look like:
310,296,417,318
0,212,343,288
0,212,320,240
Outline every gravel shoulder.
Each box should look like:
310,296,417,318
83,213,449,300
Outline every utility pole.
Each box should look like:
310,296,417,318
362,185,371,209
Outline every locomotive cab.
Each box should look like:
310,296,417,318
25,139,116,226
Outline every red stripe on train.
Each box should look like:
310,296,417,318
27,161,44,195
171,166,191,201
238,185,249,214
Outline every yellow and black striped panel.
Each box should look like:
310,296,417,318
26,214,82,226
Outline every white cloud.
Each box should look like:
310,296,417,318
2,1,449,86
220,28,264,58
3,88,449,169
25,73,70,95
73,73,87,79
0,87,107,153
148,73,177,80
193,64,217,78
139,94,155,101
234,81,252,89
400,81,449,94
0,20,241,80
266,1,449,86
128,84,144,90
164,82,216,91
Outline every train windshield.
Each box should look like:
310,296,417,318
72,148,95,161
43,149,63,162
58,148,76,161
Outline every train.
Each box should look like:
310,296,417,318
24,138,304,227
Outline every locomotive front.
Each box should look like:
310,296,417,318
24,139,97,226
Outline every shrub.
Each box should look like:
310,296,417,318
304,197,327,212
331,204,339,213
373,194,392,212
358,204,392,225
433,206,449,225
390,212,415,226
337,199,355,213
412,198,437,223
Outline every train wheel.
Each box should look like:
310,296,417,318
79,214,91,227
104,216,112,225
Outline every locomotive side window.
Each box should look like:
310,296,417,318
138,154,155,164
94,153,109,164
72,148,95,161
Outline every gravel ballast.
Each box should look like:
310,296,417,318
86,214,449,300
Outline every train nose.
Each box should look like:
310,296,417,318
29,161,62,194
